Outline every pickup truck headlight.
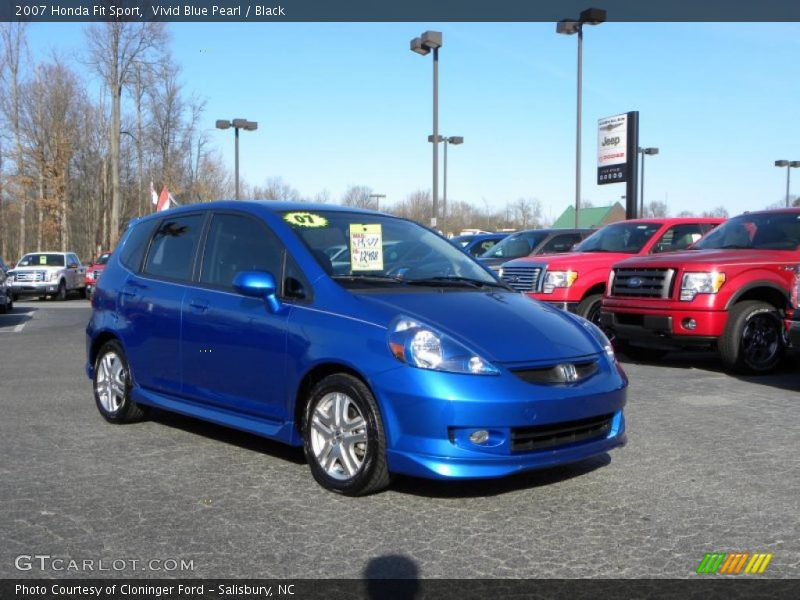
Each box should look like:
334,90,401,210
680,272,726,301
388,318,499,375
542,270,578,294
48,271,60,282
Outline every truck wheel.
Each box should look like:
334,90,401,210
80,286,88,299
720,300,784,374
55,280,67,301
302,373,390,496
94,340,147,423
577,294,604,327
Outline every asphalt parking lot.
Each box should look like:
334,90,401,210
0,300,798,579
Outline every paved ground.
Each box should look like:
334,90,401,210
0,300,798,579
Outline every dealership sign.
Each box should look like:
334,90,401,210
597,113,629,184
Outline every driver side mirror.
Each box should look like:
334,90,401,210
68,262,79,269
232,271,282,313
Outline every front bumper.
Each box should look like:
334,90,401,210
600,303,726,349
10,281,60,297
370,359,627,480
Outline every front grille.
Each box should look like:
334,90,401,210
512,360,599,384
511,413,613,453
611,268,674,298
501,266,542,293
15,271,45,282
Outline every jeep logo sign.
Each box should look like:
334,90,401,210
601,136,621,147
597,112,636,186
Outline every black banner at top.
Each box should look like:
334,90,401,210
3,0,800,22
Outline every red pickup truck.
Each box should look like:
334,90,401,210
499,217,723,326
602,209,800,373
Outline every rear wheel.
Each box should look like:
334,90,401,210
93,340,147,423
719,301,784,374
302,373,390,496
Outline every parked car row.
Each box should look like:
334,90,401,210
498,209,800,374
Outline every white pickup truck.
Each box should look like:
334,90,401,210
9,252,87,301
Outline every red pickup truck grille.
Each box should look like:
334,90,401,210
611,268,675,298
500,266,542,293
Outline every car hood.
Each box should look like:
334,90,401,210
354,290,600,363
613,248,799,269
503,251,636,271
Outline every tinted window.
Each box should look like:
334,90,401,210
200,213,284,289
541,233,583,254
144,215,204,281
120,220,159,272
694,213,800,251
575,222,661,254
651,224,705,254
483,231,547,259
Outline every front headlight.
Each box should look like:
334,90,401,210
542,270,578,294
388,318,499,375
680,272,725,301
49,271,60,282
579,318,615,360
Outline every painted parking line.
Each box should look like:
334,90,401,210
0,311,36,333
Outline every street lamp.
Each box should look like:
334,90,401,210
557,7,606,227
774,160,800,207
429,135,464,233
216,118,258,200
638,147,659,217
410,30,443,228
368,193,386,211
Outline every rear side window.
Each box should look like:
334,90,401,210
120,220,159,272
200,213,284,289
143,215,205,281
541,233,583,253
651,224,705,254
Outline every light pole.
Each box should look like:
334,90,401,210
638,147,659,217
439,136,464,233
410,30,443,228
368,193,386,211
216,118,258,200
774,160,800,207
557,8,606,227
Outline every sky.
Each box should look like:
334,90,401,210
21,21,800,221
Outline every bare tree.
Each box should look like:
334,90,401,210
251,177,301,201
85,22,166,246
341,184,374,209
702,206,729,218
512,197,542,229
643,200,668,218
313,189,331,204
675,210,696,217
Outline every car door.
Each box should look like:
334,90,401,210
649,223,707,254
180,211,291,421
68,253,81,289
118,213,206,397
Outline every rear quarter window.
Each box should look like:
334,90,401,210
119,220,159,272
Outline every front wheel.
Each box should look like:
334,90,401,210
94,340,147,423
719,301,784,374
302,373,390,496
55,280,67,301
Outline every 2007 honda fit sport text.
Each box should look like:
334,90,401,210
86,202,627,495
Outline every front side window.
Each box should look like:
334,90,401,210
575,222,661,254
143,214,204,281
18,253,65,267
282,210,501,289
541,233,583,254
482,231,547,259
693,213,800,251
651,224,705,254
200,213,284,289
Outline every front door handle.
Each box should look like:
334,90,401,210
188,298,209,312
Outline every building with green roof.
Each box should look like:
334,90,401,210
552,202,626,229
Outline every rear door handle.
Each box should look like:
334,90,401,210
188,299,209,312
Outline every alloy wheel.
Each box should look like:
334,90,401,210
741,313,780,369
95,351,127,414
309,392,368,480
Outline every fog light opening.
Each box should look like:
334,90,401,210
469,430,489,445
682,318,697,330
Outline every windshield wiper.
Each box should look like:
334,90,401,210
717,244,751,249
332,274,406,284
406,276,511,291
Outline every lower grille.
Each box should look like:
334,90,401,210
501,266,542,293
512,360,599,384
611,268,674,298
511,413,613,453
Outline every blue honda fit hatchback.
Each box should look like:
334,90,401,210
87,201,627,495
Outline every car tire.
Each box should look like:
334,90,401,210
55,280,67,301
577,294,604,327
0,296,8,314
79,286,88,299
302,373,390,496
93,340,147,423
719,300,784,374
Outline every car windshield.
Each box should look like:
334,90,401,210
693,212,800,251
575,222,661,254
450,236,472,248
482,231,547,259
96,253,111,265
282,210,502,288
17,253,65,267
